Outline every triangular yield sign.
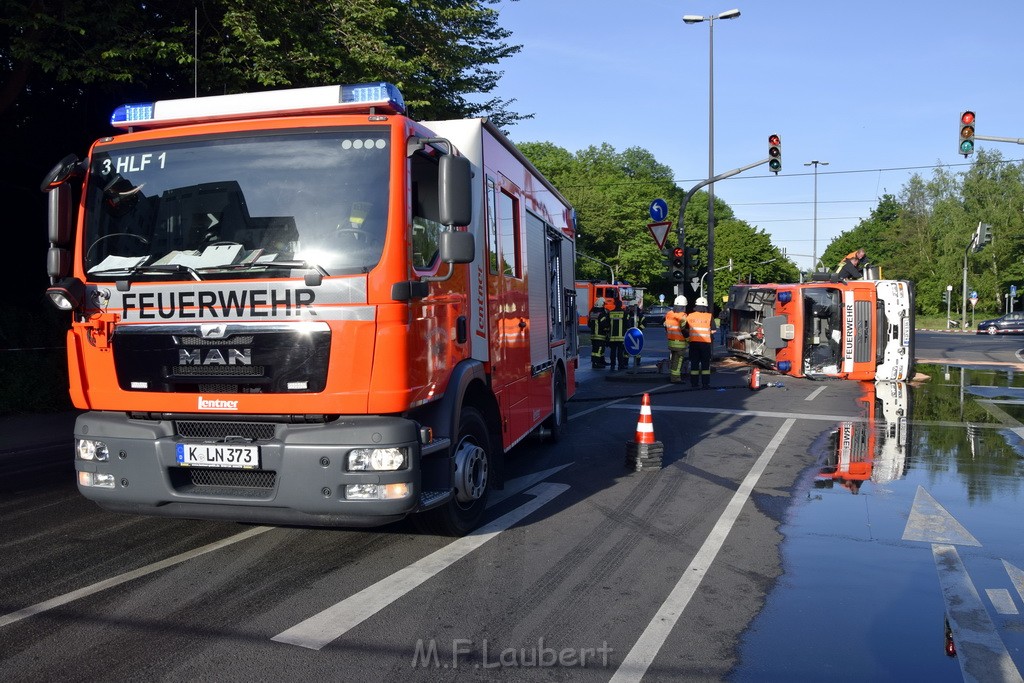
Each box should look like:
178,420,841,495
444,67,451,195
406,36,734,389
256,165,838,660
647,221,672,250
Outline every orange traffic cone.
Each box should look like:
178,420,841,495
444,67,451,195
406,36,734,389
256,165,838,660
634,393,655,444
749,367,761,390
625,393,663,471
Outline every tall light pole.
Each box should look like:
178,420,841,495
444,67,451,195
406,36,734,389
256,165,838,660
683,8,740,307
803,160,828,272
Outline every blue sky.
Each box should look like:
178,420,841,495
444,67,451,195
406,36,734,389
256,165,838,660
487,0,1024,271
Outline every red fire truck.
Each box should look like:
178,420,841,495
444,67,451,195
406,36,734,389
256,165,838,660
42,83,578,535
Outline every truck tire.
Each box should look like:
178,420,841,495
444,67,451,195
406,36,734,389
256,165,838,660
541,368,567,442
413,406,491,536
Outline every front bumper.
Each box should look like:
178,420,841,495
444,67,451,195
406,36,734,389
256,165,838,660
74,411,428,527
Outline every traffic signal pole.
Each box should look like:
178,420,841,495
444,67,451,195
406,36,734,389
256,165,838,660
674,157,771,298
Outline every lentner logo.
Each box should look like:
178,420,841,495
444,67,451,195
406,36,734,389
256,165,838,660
198,396,239,411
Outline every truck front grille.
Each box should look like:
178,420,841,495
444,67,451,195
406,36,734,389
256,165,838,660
175,420,277,440
169,466,276,497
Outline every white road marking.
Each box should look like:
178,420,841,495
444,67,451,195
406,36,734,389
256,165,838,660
805,386,828,401
1005,560,1024,604
609,403,857,423
933,544,1023,683
569,385,674,421
0,526,273,628
986,588,1019,615
902,486,981,546
272,482,570,650
610,419,795,683
487,464,571,508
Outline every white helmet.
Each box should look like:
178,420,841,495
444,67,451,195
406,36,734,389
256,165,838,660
595,297,606,307
695,297,709,307
674,295,687,307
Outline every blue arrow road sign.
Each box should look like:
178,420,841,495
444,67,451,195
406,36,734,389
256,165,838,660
649,199,668,222
624,327,644,356
1012,285,1017,298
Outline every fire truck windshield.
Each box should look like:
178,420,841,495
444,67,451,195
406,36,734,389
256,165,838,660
83,129,390,280
802,287,843,374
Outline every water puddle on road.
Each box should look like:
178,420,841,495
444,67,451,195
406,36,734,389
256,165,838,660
731,364,1024,682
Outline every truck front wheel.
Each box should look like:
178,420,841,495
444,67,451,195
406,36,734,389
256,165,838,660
413,406,491,536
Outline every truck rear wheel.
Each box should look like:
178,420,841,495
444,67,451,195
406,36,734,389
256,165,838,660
413,407,491,536
541,368,567,442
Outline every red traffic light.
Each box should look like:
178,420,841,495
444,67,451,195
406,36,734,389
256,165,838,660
768,134,781,146
960,111,975,126
672,247,684,259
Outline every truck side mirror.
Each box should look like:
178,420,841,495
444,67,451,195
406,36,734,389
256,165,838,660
47,184,74,247
439,230,475,264
438,154,471,227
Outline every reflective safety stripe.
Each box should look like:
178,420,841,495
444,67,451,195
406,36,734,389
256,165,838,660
665,311,688,342
609,311,626,341
688,312,713,343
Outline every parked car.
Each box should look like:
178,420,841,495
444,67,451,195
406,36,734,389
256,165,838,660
976,311,1024,335
643,305,670,327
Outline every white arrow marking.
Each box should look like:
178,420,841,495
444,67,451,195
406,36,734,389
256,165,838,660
986,588,1019,615
272,482,570,650
1005,560,1024,605
902,485,981,546
487,463,571,509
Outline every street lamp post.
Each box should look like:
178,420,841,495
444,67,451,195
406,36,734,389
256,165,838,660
803,160,829,273
683,8,740,306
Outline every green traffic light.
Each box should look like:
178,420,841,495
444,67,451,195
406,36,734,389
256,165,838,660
960,140,974,155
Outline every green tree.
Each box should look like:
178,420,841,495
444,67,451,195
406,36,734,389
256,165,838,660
1,0,525,126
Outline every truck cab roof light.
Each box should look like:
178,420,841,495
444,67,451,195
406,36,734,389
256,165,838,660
110,82,405,129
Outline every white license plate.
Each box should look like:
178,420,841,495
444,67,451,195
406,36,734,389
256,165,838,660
902,318,911,345
176,443,260,469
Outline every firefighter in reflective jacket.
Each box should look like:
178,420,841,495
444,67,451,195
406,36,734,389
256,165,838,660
688,297,715,389
588,297,610,368
664,295,689,383
607,298,627,370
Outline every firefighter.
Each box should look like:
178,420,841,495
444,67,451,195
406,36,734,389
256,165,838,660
664,295,689,383
607,297,627,370
625,301,646,367
837,255,864,280
588,297,610,368
687,296,715,389
836,248,867,278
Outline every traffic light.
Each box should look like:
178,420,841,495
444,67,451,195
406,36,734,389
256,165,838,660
977,222,992,249
684,246,699,281
959,111,975,157
669,246,685,282
768,134,782,174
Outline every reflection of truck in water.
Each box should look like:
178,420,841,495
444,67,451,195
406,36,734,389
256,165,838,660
42,82,579,536
815,380,911,493
726,277,915,381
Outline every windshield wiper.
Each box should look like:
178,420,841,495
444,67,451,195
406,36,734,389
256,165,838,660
89,262,204,284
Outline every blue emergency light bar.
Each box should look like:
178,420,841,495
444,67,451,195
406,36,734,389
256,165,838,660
110,82,406,129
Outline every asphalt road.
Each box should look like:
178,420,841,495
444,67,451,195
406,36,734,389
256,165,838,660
0,329,1020,682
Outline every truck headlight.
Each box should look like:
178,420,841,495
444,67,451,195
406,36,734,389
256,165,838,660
347,447,407,471
76,439,110,462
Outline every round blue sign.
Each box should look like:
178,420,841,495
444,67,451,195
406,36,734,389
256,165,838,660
649,199,668,222
624,327,644,356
